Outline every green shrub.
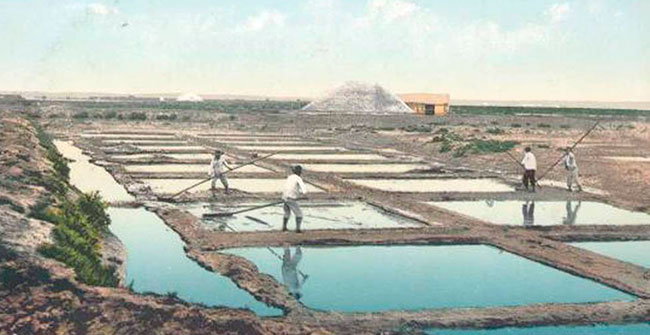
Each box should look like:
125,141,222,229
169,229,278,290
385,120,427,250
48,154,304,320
439,141,452,153
155,113,178,121
103,111,118,119
510,123,522,128
38,192,117,287
537,123,551,128
454,140,517,157
128,112,147,121
72,111,89,119
486,127,505,135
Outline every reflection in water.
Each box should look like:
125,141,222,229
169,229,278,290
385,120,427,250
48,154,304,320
563,200,582,225
282,247,305,300
522,201,535,226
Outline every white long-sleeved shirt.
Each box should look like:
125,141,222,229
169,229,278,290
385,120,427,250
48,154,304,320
564,152,578,170
208,155,231,176
283,174,307,200
521,152,537,170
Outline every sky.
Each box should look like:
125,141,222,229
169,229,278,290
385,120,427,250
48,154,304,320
0,0,648,101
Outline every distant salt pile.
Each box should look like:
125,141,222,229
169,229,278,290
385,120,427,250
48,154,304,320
303,82,413,114
176,93,203,102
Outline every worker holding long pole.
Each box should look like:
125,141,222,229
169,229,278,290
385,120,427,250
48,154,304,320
209,150,232,194
282,165,307,233
166,151,277,200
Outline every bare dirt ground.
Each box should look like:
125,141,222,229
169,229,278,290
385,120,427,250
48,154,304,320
4,105,650,334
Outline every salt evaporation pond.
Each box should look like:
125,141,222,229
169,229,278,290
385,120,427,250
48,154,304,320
225,245,632,312
604,156,650,163
235,145,347,152
213,140,319,145
141,178,325,194
103,140,187,145
271,153,388,161
123,164,271,173
428,201,650,226
572,241,650,268
349,178,514,193
53,140,134,202
110,153,214,161
426,323,650,335
303,164,431,173
81,133,177,139
135,145,206,151
186,201,423,231
107,208,280,316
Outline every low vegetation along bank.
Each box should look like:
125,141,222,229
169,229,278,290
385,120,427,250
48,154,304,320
31,122,119,286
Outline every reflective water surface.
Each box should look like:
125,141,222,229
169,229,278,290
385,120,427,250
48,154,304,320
108,207,281,316
428,201,650,226
225,245,632,312
185,201,423,232
349,178,514,192
572,241,650,268
53,140,134,202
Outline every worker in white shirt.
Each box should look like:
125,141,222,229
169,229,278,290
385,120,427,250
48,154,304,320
282,165,307,233
563,147,582,192
521,147,537,192
209,150,232,194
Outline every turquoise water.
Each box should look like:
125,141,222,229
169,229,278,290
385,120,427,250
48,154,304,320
428,201,650,226
108,207,281,316
426,323,650,334
225,245,632,312
572,241,650,268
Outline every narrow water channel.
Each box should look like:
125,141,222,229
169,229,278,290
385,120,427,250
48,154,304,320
108,207,282,316
53,140,134,202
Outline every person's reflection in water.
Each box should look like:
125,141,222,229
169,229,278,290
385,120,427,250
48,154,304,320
282,247,304,300
522,201,535,226
484,199,495,208
563,200,582,225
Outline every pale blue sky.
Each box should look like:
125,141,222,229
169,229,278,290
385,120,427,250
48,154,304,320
1,0,648,101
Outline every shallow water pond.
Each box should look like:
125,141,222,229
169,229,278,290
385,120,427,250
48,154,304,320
102,140,187,145
141,178,325,194
53,140,134,202
108,207,281,316
302,163,431,173
572,241,650,268
110,153,214,161
81,133,176,139
185,201,423,232
123,164,271,174
428,201,650,226
426,323,650,335
349,178,514,193
235,145,347,152
271,153,387,161
224,245,632,312
135,145,207,151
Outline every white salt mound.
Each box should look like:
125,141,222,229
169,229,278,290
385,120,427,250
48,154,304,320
303,82,413,114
